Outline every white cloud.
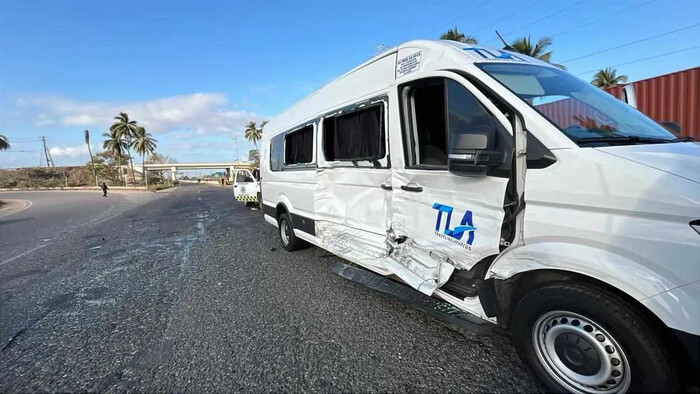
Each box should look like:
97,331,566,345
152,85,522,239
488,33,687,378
49,144,93,159
21,93,263,136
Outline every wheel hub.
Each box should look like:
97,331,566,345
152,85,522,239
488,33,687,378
533,311,631,393
554,333,601,376
280,220,290,246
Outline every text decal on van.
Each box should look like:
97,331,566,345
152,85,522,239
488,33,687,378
432,203,476,250
396,51,422,78
463,47,528,62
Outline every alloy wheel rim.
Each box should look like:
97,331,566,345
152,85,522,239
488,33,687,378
533,310,631,393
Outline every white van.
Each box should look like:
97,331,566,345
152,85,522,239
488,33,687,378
259,40,699,393
233,168,260,206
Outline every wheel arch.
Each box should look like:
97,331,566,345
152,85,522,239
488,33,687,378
276,202,289,220
490,268,697,386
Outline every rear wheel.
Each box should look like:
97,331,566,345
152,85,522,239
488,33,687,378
512,282,678,393
278,213,303,251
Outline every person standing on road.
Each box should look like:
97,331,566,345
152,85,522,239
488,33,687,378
100,182,109,197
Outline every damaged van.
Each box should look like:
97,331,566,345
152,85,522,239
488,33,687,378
259,40,700,393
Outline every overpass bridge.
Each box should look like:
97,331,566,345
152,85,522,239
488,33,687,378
124,161,256,182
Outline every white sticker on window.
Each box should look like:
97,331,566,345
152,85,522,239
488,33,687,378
396,51,422,78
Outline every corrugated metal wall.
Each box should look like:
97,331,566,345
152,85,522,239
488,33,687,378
606,67,700,139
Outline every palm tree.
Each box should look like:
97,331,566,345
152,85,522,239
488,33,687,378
131,126,157,186
110,112,139,185
591,68,628,89
244,121,267,149
0,135,9,150
509,36,565,69
85,130,97,186
440,28,478,44
103,128,128,186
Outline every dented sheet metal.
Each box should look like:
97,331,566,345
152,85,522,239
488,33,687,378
313,164,507,297
390,169,508,273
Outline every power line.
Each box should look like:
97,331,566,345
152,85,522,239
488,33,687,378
435,0,491,33
4,137,42,141
574,45,700,76
468,0,546,36
550,0,656,39
2,140,42,144
484,0,588,44
561,22,700,64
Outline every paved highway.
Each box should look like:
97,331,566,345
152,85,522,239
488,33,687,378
0,184,541,392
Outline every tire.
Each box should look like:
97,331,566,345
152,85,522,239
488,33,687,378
512,282,679,393
278,213,303,251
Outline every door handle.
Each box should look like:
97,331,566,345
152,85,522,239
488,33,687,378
401,184,423,192
380,183,392,190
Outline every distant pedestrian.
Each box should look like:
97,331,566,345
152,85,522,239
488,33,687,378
100,182,109,197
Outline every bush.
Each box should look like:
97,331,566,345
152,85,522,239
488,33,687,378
147,182,174,191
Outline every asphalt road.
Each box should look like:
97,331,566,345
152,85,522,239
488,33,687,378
0,190,161,266
0,184,542,392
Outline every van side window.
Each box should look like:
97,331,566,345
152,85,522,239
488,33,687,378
323,105,385,163
402,78,496,168
285,125,314,165
270,133,285,172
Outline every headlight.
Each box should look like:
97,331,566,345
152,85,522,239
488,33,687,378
691,220,700,236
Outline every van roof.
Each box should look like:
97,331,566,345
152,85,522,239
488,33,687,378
263,39,550,139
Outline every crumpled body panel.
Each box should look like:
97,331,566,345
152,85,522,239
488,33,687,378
313,166,507,296
390,169,508,273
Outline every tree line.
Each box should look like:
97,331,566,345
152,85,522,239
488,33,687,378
440,28,628,88
96,112,159,186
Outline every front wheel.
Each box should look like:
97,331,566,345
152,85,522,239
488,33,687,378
512,282,678,393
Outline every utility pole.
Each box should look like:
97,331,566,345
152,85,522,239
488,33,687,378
85,129,98,186
233,136,239,163
40,136,55,167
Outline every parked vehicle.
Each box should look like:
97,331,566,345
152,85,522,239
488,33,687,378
259,40,700,393
233,168,260,207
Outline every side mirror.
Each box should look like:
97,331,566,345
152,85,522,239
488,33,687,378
448,124,504,177
660,121,681,136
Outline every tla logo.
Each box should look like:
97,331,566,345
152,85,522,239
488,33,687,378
432,203,477,250
462,47,528,63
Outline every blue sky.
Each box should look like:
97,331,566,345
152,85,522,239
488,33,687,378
1,0,699,168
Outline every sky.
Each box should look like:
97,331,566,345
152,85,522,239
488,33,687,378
1,0,699,169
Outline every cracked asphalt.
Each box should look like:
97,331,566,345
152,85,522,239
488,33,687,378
0,184,542,392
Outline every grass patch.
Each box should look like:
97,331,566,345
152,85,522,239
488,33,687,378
148,182,174,191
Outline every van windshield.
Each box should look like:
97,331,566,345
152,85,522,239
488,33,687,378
478,63,676,145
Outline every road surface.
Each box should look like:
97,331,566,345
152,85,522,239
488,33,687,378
0,190,162,267
0,184,541,392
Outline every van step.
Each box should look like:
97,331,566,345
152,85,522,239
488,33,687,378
331,262,494,334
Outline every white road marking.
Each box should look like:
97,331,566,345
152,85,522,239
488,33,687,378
0,199,33,219
91,212,124,226
0,242,51,267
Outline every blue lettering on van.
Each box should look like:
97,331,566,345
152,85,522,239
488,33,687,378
432,203,476,248
463,47,527,62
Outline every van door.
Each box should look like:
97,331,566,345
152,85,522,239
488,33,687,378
387,73,514,295
313,97,394,274
233,169,258,203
